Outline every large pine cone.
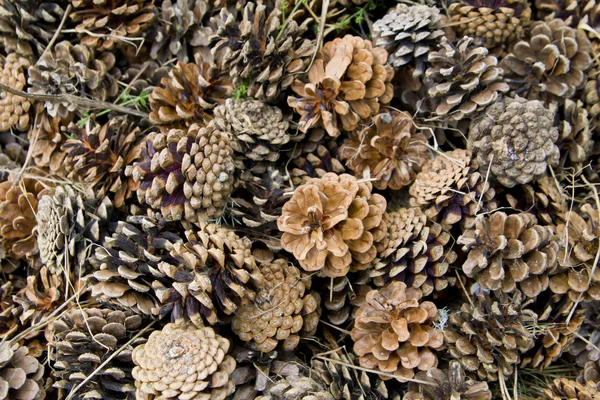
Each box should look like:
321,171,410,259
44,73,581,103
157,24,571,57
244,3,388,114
0,53,32,132
537,378,600,400
278,173,387,278
468,96,560,187
47,307,148,399
132,322,236,400
128,123,236,222
351,282,443,382
425,36,509,121
500,18,592,102
288,35,394,137
0,341,45,400
340,111,430,190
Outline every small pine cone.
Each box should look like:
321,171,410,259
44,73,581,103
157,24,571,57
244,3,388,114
210,3,316,102
288,35,394,137
425,36,510,121
551,203,600,302
537,378,600,400
458,212,560,298
232,259,319,352
570,303,600,366
155,223,263,325
0,281,20,339
132,322,236,400
28,112,71,174
556,99,593,170
448,0,531,50
289,141,346,187
500,19,592,102
213,98,290,162
47,307,148,399
278,173,387,278
27,41,120,118
0,341,45,400
128,123,236,222
0,53,32,132
468,96,560,187
409,149,497,229
403,360,492,400
148,57,231,128
583,67,600,134
0,131,26,168
372,4,444,76
37,186,114,275
339,111,431,190
69,0,155,51
13,266,61,329
444,290,537,381
0,178,47,259
256,377,334,400
503,175,568,226
87,215,183,315
119,61,169,97
351,282,443,382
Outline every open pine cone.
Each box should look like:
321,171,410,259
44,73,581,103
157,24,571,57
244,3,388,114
0,53,32,132
27,112,71,174
0,341,45,400
556,99,594,171
278,173,387,278
13,265,61,330
256,376,335,400
537,378,600,400
132,322,236,400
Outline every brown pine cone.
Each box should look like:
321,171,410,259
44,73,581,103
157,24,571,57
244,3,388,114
468,96,560,187
128,123,236,222
351,282,443,382
132,322,236,400
148,56,232,129
537,378,600,400
28,112,71,174
501,18,592,102
13,266,61,330
570,303,600,366
278,173,387,278
289,139,346,187
444,290,537,381
425,36,510,121
0,53,32,132
232,259,319,352
339,111,431,190
582,65,600,134
69,0,155,51
47,307,148,399
403,360,492,400
0,341,45,400
256,376,335,400
320,276,371,325
580,360,600,384
535,0,583,25
556,99,594,171
288,35,394,137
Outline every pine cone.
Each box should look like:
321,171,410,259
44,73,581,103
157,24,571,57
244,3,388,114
551,203,600,302
351,282,443,382
321,276,371,325
339,111,431,190
570,302,600,366
278,173,387,278
372,4,444,76
425,36,509,121
537,378,600,399
132,322,236,400
444,290,537,381
0,341,45,400
0,53,32,132
288,34,394,137
28,112,71,174
118,60,169,96
535,0,583,24
232,259,319,352
0,281,20,339
47,307,148,399
556,99,593,170
289,139,346,187
13,266,61,329
128,123,236,222
583,66,600,134
409,149,497,229
503,175,568,226
213,98,290,162
580,360,600,384
0,178,46,259
27,41,120,118
0,131,26,168
448,0,531,50
468,96,560,187
500,18,592,102
148,56,231,128
403,360,492,400
256,376,334,400
69,0,155,51
210,2,315,102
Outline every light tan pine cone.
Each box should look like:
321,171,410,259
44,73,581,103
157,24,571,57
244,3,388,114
0,53,32,132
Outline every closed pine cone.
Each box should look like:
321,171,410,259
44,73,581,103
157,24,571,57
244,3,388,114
551,203,600,302
556,99,594,171
232,259,319,352
27,112,71,174
132,322,236,400
448,0,531,50
500,18,592,102
537,378,600,400
288,34,394,137
210,2,316,102
0,341,45,400
47,307,148,399
351,281,443,382
278,173,387,278
403,360,492,400
372,3,444,76
339,111,430,190
0,53,32,132
128,123,236,222
468,96,560,187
